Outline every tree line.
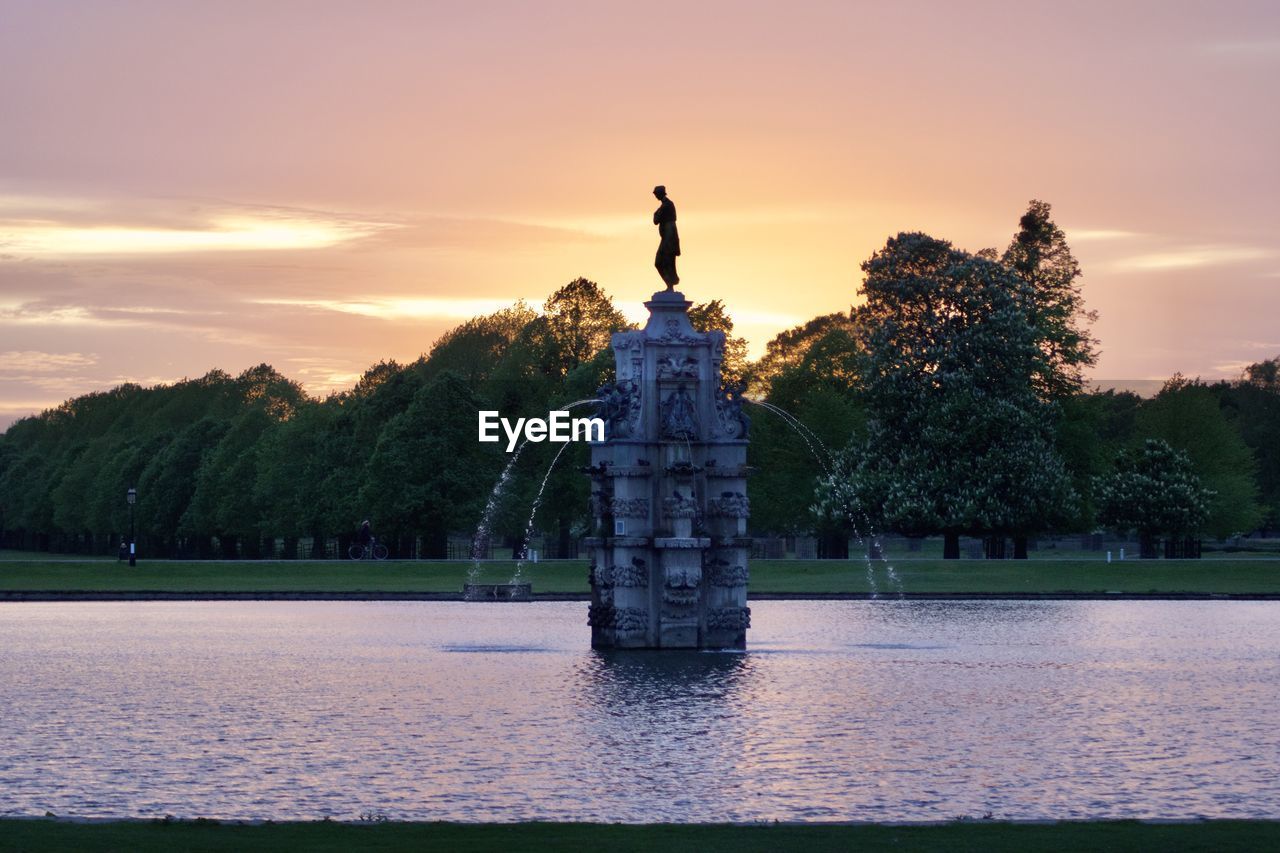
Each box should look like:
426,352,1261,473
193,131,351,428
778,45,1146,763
2,203,1278,558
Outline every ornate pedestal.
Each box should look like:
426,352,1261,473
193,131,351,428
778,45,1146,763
585,290,751,649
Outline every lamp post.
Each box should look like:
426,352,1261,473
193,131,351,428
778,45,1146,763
126,487,137,567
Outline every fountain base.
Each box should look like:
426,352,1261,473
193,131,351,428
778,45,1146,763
585,289,752,650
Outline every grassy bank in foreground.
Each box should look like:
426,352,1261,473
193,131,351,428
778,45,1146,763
1,819,1277,852
1,555,1279,594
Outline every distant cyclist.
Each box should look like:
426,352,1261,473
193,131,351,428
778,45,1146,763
348,519,388,560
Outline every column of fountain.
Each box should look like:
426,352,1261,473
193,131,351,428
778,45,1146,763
584,289,752,649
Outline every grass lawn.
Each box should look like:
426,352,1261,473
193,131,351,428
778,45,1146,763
1,552,1279,594
0,557,568,593
752,558,1280,594
1,819,1277,853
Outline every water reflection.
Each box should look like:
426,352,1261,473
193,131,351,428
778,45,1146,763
0,601,1277,822
579,649,750,708
564,651,755,821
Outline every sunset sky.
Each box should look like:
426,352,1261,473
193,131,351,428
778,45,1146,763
2,0,1278,427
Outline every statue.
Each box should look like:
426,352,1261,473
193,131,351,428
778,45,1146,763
652,185,680,289
661,384,698,440
595,379,639,438
715,379,751,439
657,355,698,379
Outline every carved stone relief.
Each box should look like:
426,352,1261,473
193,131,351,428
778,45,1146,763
707,492,750,518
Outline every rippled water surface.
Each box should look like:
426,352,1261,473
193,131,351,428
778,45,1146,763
1,600,1278,822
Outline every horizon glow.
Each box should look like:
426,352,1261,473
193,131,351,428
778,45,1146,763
1,1,1278,427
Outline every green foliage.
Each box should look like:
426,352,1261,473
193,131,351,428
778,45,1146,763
138,419,228,542
818,232,1076,539
0,277,644,557
2,261,1278,555
1133,378,1262,537
423,302,539,384
1215,357,1280,531
1054,390,1143,529
1243,355,1280,391
687,299,749,385
183,409,275,548
1001,199,1098,399
1095,439,1212,537
532,277,629,379
475,279,631,548
361,372,502,554
748,313,860,396
747,315,865,534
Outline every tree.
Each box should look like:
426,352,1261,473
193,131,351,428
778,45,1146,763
1095,439,1212,553
183,408,276,557
537,278,629,379
818,232,1076,558
1002,200,1098,400
687,299,749,385
1135,378,1262,538
748,313,860,396
1216,357,1280,532
235,363,307,421
136,418,229,556
748,316,864,535
485,279,629,430
424,302,539,385
1243,356,1280,392
360,372,501,557
1054,390,1143,530
252,404,339,556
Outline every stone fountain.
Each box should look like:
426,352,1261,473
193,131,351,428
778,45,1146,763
584,288,752,649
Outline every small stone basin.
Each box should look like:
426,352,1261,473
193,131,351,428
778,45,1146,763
463,583,532,602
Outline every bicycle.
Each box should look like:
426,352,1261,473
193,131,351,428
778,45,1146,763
348,537,389,560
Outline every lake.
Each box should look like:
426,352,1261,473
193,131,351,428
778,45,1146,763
1,600,1277,822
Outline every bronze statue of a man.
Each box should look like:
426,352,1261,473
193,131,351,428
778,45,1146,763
653,185,680,289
